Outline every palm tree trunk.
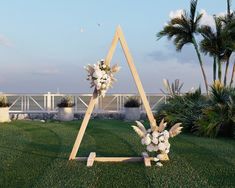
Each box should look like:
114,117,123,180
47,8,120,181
224,59,230,86
192,37,209,94
213,56,217,82
218,58,222,82
230,61,235,86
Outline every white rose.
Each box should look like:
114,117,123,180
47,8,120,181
93,70,103,79
101,84,106,89
158,135,165,142
156,162,163,167
152,131,159,138
143,135,151,145
146,144,154,152
152,137,158,145
96,83,101,90
153,157,159,162
158,143,166,151
153,145,159,151
163,130,170,139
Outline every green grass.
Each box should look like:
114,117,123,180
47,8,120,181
0,120,235,188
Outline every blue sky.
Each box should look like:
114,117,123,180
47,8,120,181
0,0,230,93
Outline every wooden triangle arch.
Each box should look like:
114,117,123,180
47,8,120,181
69,26,163,167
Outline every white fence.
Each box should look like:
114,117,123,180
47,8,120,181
4,93,167,114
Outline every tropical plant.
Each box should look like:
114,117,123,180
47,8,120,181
161,79,184,97
194,81,235,137
157,88,208,132
199,16,229,83
0,95,10,107
124,97,141,108
157,0,209,93
57,96,75,108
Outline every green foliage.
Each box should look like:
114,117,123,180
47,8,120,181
157,88,208,132
0,95,10,107
57,96,75,108
124,97,141,108
194,82,235,137
158,82,235,138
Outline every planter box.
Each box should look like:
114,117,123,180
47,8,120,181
0,107,11,123
58,107,74,121
124,107,140,121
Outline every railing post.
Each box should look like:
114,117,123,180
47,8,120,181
47,92,52,112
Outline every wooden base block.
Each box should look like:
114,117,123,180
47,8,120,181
87,152,96,167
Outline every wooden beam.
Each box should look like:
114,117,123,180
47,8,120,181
69,93,98,160
105,28,119,66
87,152,96,167
75,156,169,162
116,26,158,130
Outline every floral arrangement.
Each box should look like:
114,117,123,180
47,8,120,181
132,119,182,167
57,96,75,108
0,95,10,107
85,59,120,97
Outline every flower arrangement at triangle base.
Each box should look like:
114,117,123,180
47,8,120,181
85,59,120,97
132,119,182,167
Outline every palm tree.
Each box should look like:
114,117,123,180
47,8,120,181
157,0,209,93
223,0,233,86
199,16,229,83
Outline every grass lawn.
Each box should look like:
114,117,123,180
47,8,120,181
0,120,235,188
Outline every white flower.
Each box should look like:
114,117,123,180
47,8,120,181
152,131,159,138
158,143,166,151
147,129,152,133
165,149,170,154
163,130,169,139
156,162,163,167
146,144,154,152
157,154,165,160
153,157,159,162
143,134,151,145
152,137,158,145
102,64,106,69
101,84,106,89
96,83,101,90
93,70,103,79
153,145,159,151
158,135,165,142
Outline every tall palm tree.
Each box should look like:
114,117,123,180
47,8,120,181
223,0,233,86
199,16,229,83
157,0,209,93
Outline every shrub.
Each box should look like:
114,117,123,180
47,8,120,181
0,95,10,107
156,88,209,132
124,97,141,108
194,82,235,137
57,96,75,108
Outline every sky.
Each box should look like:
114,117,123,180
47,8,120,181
0,0,231,93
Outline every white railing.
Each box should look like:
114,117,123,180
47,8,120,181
4,92,167,114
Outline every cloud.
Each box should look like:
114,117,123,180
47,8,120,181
169,9,184,19
0,34,13,47
199,9,215,28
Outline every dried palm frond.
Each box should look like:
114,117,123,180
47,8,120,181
111,64,121,73
158,118,167,132
169,123,183,137
132,126,145,138
135,121,147,134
